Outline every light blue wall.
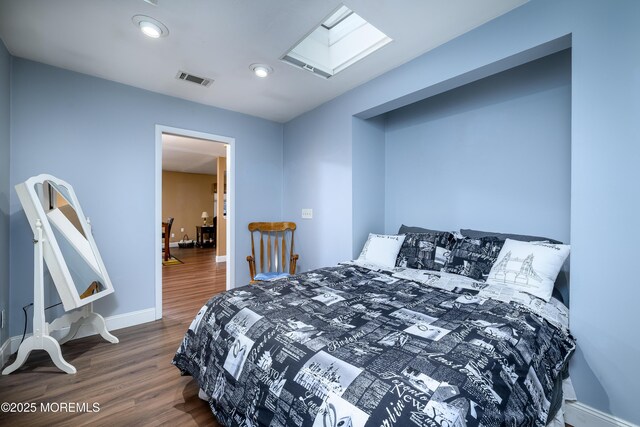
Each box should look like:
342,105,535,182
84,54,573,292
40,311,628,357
283,100,354,272
385,49,571,242
352,116,385,258
283,0,640,423
0,40,10,346
9,59,283,335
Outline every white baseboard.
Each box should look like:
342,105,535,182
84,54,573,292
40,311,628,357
216,255,227,262
566,401,637,427
2,307,156,356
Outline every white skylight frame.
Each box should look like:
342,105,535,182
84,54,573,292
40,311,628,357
281,5,392,79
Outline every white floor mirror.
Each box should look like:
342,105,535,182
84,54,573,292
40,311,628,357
3,174,118,375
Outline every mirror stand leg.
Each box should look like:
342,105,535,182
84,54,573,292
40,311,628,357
58,319,83,345
41,336,76,374
2,335,76,375
50,307,88,345
2,337,35,375
87,312,119,344
53,306,118,345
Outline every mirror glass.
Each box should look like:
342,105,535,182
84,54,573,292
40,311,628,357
48,181,85,238
34,181,106,299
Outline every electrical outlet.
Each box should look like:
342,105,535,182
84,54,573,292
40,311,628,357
301,208,313,219
180,227,184,232
171,233,175,238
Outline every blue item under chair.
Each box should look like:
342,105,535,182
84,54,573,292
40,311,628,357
254,272,290,281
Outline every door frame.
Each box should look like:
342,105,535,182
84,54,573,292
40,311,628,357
154,125,235,320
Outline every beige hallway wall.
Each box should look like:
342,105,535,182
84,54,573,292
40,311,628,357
162,171,216,243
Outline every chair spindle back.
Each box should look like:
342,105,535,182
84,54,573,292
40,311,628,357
247,222,297,282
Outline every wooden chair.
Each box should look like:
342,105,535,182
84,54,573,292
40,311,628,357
247,222,298,283
162,217,174,261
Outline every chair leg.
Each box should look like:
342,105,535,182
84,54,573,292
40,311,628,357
163,233,170,261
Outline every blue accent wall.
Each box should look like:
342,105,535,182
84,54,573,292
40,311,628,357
9,59,283,335
284,0,640,422
0,39,10,346
352,116,385,258
384,49,571,242
283,100,354,272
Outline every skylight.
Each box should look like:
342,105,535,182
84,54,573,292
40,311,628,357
281,5,392,79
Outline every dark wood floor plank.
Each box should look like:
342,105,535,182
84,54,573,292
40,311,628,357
0,247,225,426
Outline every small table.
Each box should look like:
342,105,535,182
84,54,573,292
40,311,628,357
196,226,216,248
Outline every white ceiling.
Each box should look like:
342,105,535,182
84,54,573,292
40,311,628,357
0,0,527,123
162,134,227,175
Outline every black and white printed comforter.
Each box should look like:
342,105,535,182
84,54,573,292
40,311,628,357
173,264,575,427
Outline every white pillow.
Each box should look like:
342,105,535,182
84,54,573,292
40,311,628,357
357,233,406,268
486,239,570,302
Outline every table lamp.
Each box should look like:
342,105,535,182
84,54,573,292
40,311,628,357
201,211,209,226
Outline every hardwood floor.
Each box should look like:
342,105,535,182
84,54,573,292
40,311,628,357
0,247,226,426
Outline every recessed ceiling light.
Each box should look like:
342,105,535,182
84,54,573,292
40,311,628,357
140,21,161,38
250,64,273,78
132,15,169,38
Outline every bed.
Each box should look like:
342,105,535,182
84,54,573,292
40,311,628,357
173,238,575,427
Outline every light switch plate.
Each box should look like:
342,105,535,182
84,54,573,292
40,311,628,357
302,208,313,219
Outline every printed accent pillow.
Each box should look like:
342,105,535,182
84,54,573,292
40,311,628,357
486,238,570,302
395,232,455,271
357,233,406,268
442,236,504,281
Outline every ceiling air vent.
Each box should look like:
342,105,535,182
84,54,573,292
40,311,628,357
176,71,213,87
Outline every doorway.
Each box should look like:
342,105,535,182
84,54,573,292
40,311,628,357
154,125,235,320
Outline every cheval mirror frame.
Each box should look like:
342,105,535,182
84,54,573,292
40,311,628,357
3,174,118,375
